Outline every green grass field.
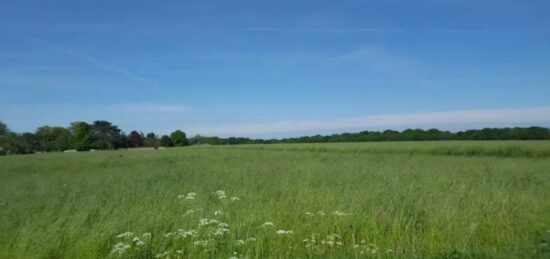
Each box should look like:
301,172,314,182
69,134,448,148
1,141,549,258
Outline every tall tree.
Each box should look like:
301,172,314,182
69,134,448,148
160,135,173,147
145,132,159,148
127,130,145,148
70,122,93,151
35,126,73,152
90,120,124,149
170,130,188,146
0,121,8,136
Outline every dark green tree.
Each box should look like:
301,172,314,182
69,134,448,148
70,122,93,151
170,130,188,146
0,121,8,136
127,130,145,148
35,126,73,152
145,132,159,148
90,120,125,149
160,135,174,147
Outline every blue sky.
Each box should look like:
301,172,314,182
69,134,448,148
1,0,549,137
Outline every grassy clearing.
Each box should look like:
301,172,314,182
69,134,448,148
1,141,549,258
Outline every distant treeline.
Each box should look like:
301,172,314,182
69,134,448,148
190,127,550,145
1,120,549,155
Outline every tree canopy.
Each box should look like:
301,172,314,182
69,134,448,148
170,130,188,147
0,119,549,156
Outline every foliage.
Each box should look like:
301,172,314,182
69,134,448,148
90,120,126,150
144,132,159,148
35,126,73,152
127,131,145,148
159,135,174,147
170,130,188,147
70,122,93,151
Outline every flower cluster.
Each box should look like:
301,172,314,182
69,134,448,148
178,192,196,200
261,221,274,228
111,242,131,254
276,229,294,235
214,190,227,199
111,232,151,255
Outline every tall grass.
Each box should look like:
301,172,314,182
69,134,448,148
1,142,549,258
228,141,550,158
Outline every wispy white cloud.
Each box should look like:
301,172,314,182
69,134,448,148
187,107,550,137
16,32,159,88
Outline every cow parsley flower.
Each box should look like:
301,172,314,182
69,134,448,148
116,232,134,238
214,190,227,199
155,251,170,258
214,227,230,236
276,230,294,235
230,196,240,201
193,240,209,247
199,218,219,226
178,192,196,200
110,242,131,254
178,229,197,238
262,221,274,228
235,239,245,246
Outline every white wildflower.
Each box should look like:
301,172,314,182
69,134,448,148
116,232,134,238
218,222,229,228
247,237,256,242
136,240,145,246
110,242,131,254
199,218,219,226
176,250,183,254
193,240,209,247
185,209,195,215
317,211,326,216
305,212,313,216
235,239,245,246
178,192,197,200
214,210,223,215
261,221,274,228
155,251,170,258
178,229,197,238
214,227,230,236
164,232,174,238
214,190,227,199
276,229,294,235
142,232,151,238
230,196,240,201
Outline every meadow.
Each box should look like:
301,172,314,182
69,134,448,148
1,141,549,258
